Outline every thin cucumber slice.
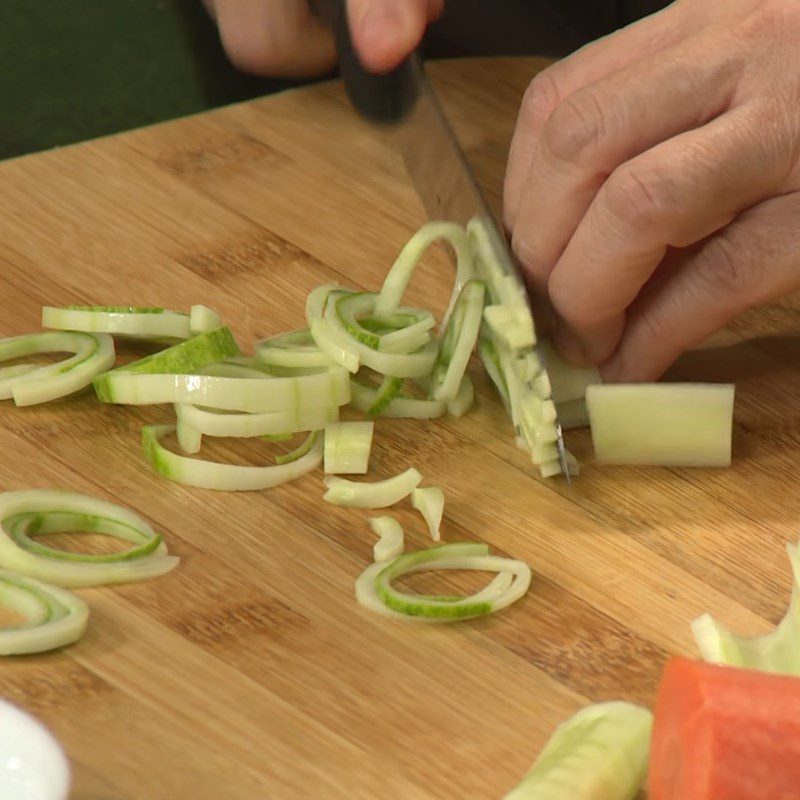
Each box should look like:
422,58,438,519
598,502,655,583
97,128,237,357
349,380,446,420
537,340,601,405
374,221,475,328
323,291,438,378
0,570,89,655
430,279,485,402
0,331,115,406
411,487,445,542
355,542,531,622
275,431,321,466
96,364,350,412
503,702,653,800
370,517,404,562
256,328,334,369
306,285,361,372
446,375,474,417
43,304,191,340
335,293,434,353
366,375,403,416
5,511,162,563
142,424,323,491
324,421,374,474
0,490,177,588
586,383,735,466
323,468,422,508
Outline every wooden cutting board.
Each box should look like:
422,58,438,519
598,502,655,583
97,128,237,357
0,56,798,799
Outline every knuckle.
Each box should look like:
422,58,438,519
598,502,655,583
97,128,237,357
695,233,754,298
602,165,671,229
519,71,562,132
542,89,608,167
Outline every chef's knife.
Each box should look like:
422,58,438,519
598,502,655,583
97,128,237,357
309,0,571,481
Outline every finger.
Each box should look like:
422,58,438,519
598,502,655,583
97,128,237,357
348,0,439,73
545,103,789,365
510,39,743,290
602,191,800,382
214,0,336,78
504,3,686,228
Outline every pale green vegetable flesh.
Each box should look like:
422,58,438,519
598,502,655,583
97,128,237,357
93,326,239,402
468,218,569,477
42,304,192,340
355,542,531,622
323,468,422,508
586,383,735,466
503,701,653,800
446,375,474,417
324,421,374,475
0,490,177,588
692,539,800,673
366,375,403,416
0,569,89,655
411,486,445,542
537,340,601,405
429,280,486,402
256,328,334,369
349,380,446,420
142,424,323,491
5,511,162,563
370,516,404,562
275,431,322,466
0,331,116,406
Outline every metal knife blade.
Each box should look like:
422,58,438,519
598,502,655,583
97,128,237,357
310,0,571,481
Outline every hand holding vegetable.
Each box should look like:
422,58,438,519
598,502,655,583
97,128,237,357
504,0,800,382
204,0,441,77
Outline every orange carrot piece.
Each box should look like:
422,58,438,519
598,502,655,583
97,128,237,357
649,657,800,799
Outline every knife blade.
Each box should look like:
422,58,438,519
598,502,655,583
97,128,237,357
309,0,571,481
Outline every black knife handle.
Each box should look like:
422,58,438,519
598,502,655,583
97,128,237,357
309,0,421,124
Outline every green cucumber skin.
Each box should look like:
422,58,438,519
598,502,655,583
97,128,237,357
67,305,168,314
377,587,492,618
141,426,176,479
122,327,239,375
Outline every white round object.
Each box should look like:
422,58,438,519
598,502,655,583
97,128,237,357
0,701,70,800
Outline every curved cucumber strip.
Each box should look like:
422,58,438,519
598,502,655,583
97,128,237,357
94,325,238,401
5,511,162,563
0,570,89,655
0,490,177,588
43,305,191,340
692,539,800,674
446,375,474,417
97,365,350,412
142,424,323,491
349,380,446,420
275,431,321,466
0,331,116,406
370,517,404,562
355,542,531,622
503,701,652,800
323,291,438,379
324,421,374,475
366,375,403,416
430,279,485,402
306,285,361,372
323,468,422,508
373,221,475,327
256,328,334,369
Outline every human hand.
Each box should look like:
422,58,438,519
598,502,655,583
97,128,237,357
503,0,800,381
204,0,442,78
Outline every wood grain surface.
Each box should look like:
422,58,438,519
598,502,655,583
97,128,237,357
0,57,797,799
